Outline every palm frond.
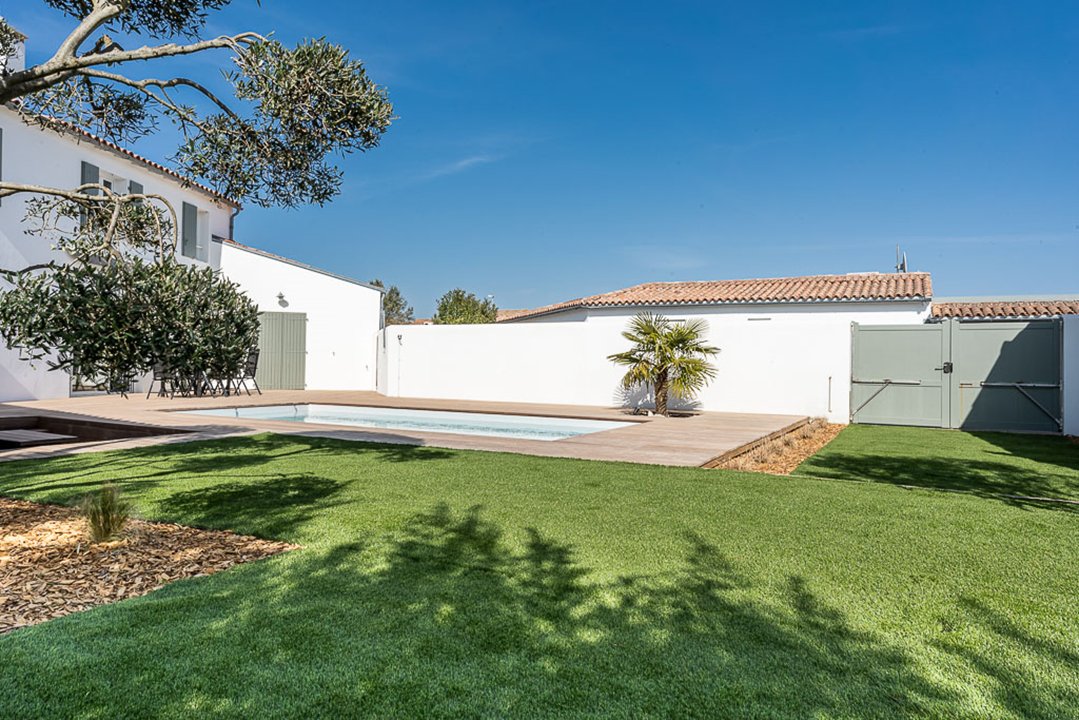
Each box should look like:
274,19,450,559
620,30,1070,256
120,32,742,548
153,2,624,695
607,312,720,409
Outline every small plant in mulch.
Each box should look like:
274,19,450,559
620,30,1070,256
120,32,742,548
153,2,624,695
0,498,297,634
81,484,131,543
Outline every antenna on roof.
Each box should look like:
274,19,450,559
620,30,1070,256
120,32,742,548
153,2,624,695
895,244,908,273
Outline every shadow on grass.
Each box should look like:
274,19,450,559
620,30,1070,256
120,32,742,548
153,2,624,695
796,453,1078,513
155,474,346,538
931,597,1079,718
973,431,1079,475
0,505,1022,718
0,433,456,506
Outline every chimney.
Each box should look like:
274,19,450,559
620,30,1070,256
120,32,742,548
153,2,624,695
0,18,26,74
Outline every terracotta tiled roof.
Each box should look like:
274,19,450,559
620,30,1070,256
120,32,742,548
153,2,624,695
932,299,1079,320
18,110,241,208
495,309,532,322
499,272,932,322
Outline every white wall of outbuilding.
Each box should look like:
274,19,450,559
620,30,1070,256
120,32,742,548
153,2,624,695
379,301,931,423
217,241,383,392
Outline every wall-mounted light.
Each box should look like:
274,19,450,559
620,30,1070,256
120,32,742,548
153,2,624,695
277,292,288,308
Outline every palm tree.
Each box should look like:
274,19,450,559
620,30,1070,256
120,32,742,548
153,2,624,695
608,312,719,416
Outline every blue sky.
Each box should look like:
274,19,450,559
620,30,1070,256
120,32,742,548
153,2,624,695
8,1,1079,314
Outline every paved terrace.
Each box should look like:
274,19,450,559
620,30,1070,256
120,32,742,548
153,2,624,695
0,391,806,467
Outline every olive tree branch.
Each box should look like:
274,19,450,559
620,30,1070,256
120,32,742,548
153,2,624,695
76,67,240,121
0,33,264,104
47,1,123,64
0,181,179,259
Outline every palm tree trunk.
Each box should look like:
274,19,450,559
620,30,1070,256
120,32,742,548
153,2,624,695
655,369,669,417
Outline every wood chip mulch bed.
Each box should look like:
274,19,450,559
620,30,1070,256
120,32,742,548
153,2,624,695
715,422,845,475
0,498,296,634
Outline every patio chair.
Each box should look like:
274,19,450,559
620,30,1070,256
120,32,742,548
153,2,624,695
205,368,232,397
236,349,262,396
145,363,178,399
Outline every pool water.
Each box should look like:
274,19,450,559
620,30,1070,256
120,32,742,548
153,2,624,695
181,404,634,441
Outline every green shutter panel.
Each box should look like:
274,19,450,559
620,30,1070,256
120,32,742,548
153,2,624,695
128,180,144,209
79,161,99,227
80,161,100,189
181,202,198,258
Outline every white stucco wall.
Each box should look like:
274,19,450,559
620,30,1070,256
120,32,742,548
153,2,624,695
0,108,233,268
1064,316,1079,436
379,301,930,422
0,107,236,401
218,241,383,391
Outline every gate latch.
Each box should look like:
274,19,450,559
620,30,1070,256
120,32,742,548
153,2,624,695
942,361,953,374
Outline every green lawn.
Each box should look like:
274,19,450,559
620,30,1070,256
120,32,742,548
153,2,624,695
795,424,1079,501
1,432,1077,719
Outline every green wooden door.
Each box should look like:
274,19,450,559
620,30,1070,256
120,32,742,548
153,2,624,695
851,319,1062,432
256,312,307,390
951,321,1062,432
851,323,949,427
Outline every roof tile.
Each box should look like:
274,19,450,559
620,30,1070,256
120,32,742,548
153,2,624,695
500,272,932,322
932,300,1079,320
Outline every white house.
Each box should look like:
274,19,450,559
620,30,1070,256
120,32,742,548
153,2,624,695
379,273,932,423
0,102,383,401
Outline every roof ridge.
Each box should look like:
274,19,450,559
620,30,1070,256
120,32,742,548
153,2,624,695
634,271,930,286
498,272,933,322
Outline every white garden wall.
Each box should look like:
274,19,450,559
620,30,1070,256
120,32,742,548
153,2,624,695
379,301,930,422
219,241,383,391
1064,315,1079,436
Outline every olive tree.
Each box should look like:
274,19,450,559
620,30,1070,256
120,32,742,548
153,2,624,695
0,1,393,388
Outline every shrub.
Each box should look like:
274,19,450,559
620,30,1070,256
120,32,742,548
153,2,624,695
81,484,131,542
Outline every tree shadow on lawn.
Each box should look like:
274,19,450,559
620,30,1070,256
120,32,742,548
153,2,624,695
0,434,455,507
971,431,1079,476
931,597,1079,719
796,453,1078,513
154,474,347,539
3,505,1034,719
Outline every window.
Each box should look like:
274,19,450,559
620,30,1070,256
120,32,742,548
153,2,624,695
81,163,142,226
181,202,209,261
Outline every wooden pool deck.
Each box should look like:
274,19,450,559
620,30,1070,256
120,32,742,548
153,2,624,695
0,391,806,468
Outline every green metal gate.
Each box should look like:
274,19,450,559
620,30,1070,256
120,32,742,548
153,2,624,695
256,312,307,391
851,319,1062,433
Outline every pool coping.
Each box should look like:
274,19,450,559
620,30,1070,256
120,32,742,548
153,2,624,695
0,391,806,468
159,400,653,425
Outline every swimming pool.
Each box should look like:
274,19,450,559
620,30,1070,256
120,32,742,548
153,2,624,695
181,404,635,441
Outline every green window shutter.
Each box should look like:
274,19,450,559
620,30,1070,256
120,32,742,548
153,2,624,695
181,202,198,258
80,161,100,190
128,180,144,209
79,161,100,227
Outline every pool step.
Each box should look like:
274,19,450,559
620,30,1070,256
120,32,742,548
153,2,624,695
0,429,80,448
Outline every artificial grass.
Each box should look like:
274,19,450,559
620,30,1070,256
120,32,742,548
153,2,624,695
0,433,1075,719
795,424,1079,501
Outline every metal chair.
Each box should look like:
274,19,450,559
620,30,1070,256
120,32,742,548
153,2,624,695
145,363,177,399
236,349,262,396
